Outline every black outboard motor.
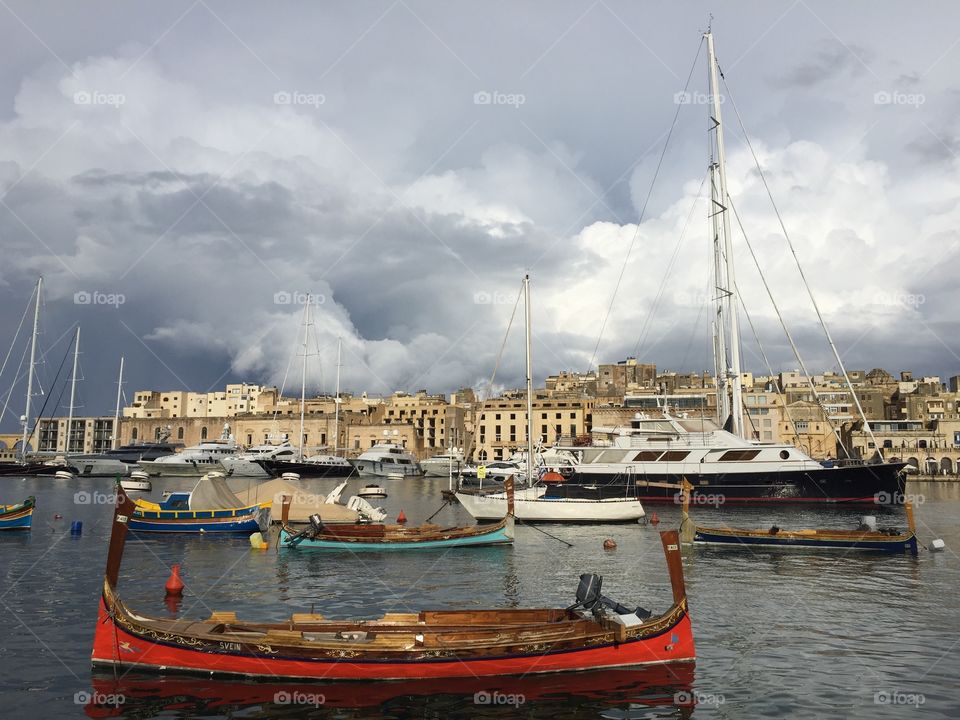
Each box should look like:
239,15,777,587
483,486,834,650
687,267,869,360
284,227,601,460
569,573,651,619
308,514,324,535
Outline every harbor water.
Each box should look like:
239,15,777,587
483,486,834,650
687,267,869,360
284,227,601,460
0,476,957,718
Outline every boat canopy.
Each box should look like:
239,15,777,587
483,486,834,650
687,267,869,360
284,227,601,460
188,475,244,510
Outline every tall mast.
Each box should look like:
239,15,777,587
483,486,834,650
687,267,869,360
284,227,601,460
20,277,42,461
706,29,744,438
524,274,534,487
709,160,730,427
112,356,124,450
66,327,80,455
333,336,342,454
299,295,310,459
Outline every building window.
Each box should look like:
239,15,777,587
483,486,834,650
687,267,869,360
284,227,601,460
131,428,138,440
201,426,208,440
177,427,184,440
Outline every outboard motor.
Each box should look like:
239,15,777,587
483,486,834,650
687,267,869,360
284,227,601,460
569,573,651,620
308,514,324,536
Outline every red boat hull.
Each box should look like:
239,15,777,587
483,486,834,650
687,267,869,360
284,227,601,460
91,596,695,680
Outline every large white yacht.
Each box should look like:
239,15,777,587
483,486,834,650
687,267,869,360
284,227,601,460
138,426,239,477
222,442,298,478
350,443,424,478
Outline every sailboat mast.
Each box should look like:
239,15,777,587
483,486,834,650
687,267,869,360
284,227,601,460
709,161,730,427
333,336,342,453
66,327,80,455
20,277,42,461
112,356,124,450
299,295,310,459
706,30,744,438
524,274,534,487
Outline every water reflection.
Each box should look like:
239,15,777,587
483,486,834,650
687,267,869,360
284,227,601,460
86,664,695,719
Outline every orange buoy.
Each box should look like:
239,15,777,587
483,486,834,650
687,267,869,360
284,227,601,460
603,539,617,550
165,564,184,597
650,512,660,525
397,510,408,524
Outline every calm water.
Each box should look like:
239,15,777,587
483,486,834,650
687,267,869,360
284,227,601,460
0,476,958,718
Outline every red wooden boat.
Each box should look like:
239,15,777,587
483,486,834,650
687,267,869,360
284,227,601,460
91,490,695,680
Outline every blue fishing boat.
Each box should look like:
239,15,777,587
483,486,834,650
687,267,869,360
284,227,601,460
278,479,515,550
0,496,34,530
130,473,269,534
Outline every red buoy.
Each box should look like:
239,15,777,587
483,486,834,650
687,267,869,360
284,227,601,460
650,512,660,525
165,564,184,597
397,510,407,524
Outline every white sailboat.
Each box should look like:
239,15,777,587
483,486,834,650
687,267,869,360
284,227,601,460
457,275,645,523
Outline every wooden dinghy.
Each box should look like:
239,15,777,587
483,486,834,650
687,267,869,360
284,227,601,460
0,496,34,530
91,490,695,680
277,478,515,550
681,480,918,555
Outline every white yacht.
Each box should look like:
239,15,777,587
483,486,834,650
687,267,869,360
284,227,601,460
138,426,239,477
222,442,298,478
350,443,424,478
421,448,465,477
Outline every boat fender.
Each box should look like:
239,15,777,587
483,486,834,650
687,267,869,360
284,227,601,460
930,539,946,552
70,520,82,535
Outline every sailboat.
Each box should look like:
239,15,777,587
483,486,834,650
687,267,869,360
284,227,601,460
457,275,646,523
258,317,355,479
0,278,74,477
554,29,906,505
91,486,694,679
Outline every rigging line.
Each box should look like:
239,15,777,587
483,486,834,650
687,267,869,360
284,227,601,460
462,280,524,465
633,171,708,358
586,35,705,372
735,288,802,447
0,340,30,426
272,319,301,427
679,258,712,370
728,196,848,456
0,287,34,384
719,72,876,458
27,336,72,447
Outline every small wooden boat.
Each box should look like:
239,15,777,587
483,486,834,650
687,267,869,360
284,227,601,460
0,496,34,530
681,480,919,555
278,479,515,550
91,489,694,680
129,472,269,534
456,483,645,523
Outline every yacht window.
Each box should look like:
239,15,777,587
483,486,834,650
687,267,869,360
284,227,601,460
779,450,790,459
658,451,690,462
632,451,663,462
718,450,761,461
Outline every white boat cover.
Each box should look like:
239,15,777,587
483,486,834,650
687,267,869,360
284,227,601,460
188,474,245,510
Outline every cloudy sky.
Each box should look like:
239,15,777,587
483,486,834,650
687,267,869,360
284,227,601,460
1,1,959,424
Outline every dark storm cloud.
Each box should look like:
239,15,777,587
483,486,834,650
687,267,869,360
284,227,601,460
0,1,959,426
